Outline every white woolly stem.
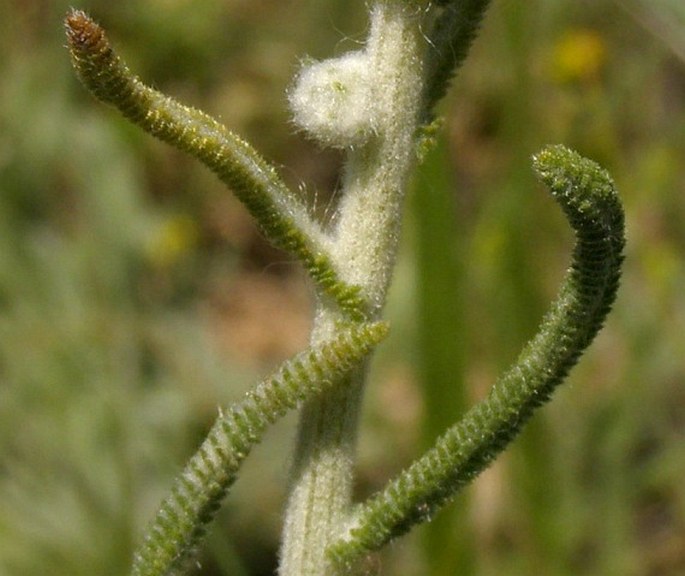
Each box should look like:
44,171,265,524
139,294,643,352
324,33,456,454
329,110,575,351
279,3,426,574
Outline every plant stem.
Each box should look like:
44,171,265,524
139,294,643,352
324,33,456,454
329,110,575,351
279,3,426,574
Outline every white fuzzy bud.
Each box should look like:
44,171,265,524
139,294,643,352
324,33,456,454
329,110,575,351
288,51,378,148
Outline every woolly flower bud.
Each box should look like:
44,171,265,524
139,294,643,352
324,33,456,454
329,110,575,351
288,52,378,148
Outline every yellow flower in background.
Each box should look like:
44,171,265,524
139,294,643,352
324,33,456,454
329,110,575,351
552,29,607,84
145,214,198,268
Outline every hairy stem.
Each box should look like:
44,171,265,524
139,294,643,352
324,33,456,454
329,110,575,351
279,3,427,574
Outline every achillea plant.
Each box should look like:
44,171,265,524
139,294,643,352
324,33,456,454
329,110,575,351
65,2,625,575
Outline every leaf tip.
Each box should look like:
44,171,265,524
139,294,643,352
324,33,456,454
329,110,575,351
64,9,101,48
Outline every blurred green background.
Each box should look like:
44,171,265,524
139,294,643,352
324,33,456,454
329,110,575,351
1,0,684,574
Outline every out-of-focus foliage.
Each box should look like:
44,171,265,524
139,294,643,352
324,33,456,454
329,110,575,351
619,0,685,63
0,1,683,575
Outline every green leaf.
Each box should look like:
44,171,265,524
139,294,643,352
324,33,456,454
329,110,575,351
328,145,625,566
64,10,368,321
421,0,493,121
131,321,388,576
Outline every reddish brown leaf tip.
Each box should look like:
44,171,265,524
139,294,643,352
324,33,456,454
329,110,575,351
64,9,106,52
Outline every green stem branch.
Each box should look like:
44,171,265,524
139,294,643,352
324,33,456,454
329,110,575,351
131,321,388,576
65,10,367,320
328,145,625,567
